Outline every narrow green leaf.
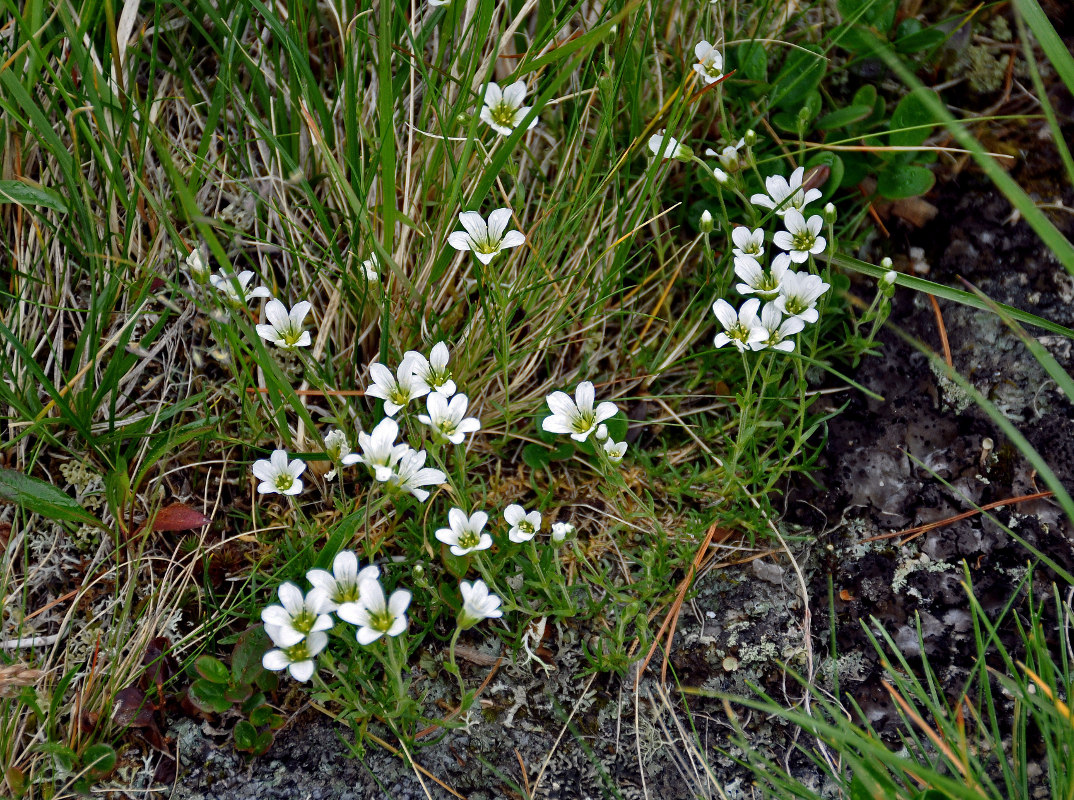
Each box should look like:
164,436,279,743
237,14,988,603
0,469,104,529
0,180,67,213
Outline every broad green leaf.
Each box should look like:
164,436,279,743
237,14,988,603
771,46,826,109
890,89,940,147
816,104,873,130
82,743,116,777
0,180,67,213
0,469,104,529
233,720,259,751
877,163,935,198
194,655,230,685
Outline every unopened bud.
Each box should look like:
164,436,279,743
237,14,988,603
823,202,836,224
699,210,714,233
743,129,757,147
713,166,729,184
882,269,898,285
595,423,610,441
880,257,893,269
551,522,574,543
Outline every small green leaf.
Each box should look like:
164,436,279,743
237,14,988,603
231,628,269,685
736,41,768,83
187,680,231,714
0,469,104,529
771,46,826,109
523,443,553,470
233,720,259,752
249,704,275,727
224,684,252,704
0,180,68,213
241,692,267,715
877,163,935,198
806,152,846,197
816,104,873,130
254,730,275,755
890,89,940,148
194,655,230,685
82,743,116,777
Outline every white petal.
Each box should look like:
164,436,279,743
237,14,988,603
502,80,527,107
541,417,574,434
498,230,525,249
574,381,595,413
545,391,577,419
504,504,525,525
447,231,472,252
458,211,488,242
712,298,737,329
593,401,618,424
262,650,290,671
483,82,503,106
388,589,412,617
277,582,304,615
356,626,383,645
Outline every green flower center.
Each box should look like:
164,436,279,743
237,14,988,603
571,412,596,434
730,323,751,342
291,609,316,634
389,386,410,406
704,62,721,77
490,101,518,128
458,530,480,550
285,640,312,661
437,419,455,435
337,583,361,604
369,609,395,633
791,231,815,252
784,297,807,316
430,369,451,389
274,472,294,491
518,520,535,534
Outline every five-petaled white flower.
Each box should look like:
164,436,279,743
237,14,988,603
750,166,822,217
542,381,619,443
338,578,411,645
252,449,307,495
734,253,789,301
381,448,447,502
262,630,327,683
365,356,430,416
418,392,481,445
731,227,765,259
342,417,410,480
712,297,761,351
603,439,627,463
693,40,724,84
648,131,693,161
774,271,830,324
773,209,826,263
261,582,333,648
210,270,271,304
458,580,503,628
322,429,350,481
551,521,574,543
405,342,456,398
435,508,492,556
708,138,746,171
447,209,526,265
748,303,805,352
306,551,380,612
480,80,539,136
504,504,542,543
255,299,312,350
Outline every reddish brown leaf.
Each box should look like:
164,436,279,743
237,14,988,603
112,686,155,729
148,503,211,532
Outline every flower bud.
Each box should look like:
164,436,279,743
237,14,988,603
699,210,714,234
743,129,757,147
551,522,574,543
713,166,729,184
823,203,836,224
595,423,609,441
882,269,898,286
880,257,893,269
184,247,210,283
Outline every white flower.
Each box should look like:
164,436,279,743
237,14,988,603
255,299,312,350
381,448,446,502
748,303,805,352
418,392,481,444
648,131,693,161
435,508,492,556
479,80,538,136
541,381,619,443
210,270,271,304
773,209,826,263
260,582,333,648
551,522,574,543
184,247,210,282
252,449,306,495
360,256,379,281
337,578,411,645
365,356,430,416
458,580,503,628
306,551,380,612
750,166,822,217
713,139,746,171
734,253,789,301
731,226,765,259
505,504,542,543
262,630,327,683
341,417,410,481
712,297,761,351
693,40,724,84
603,439,627,463
774,271,830,324
447,209,526,265
405,342,456,398
324,429,349,462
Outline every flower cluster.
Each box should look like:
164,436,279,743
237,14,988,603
710,165,831,353
541,381,629,464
